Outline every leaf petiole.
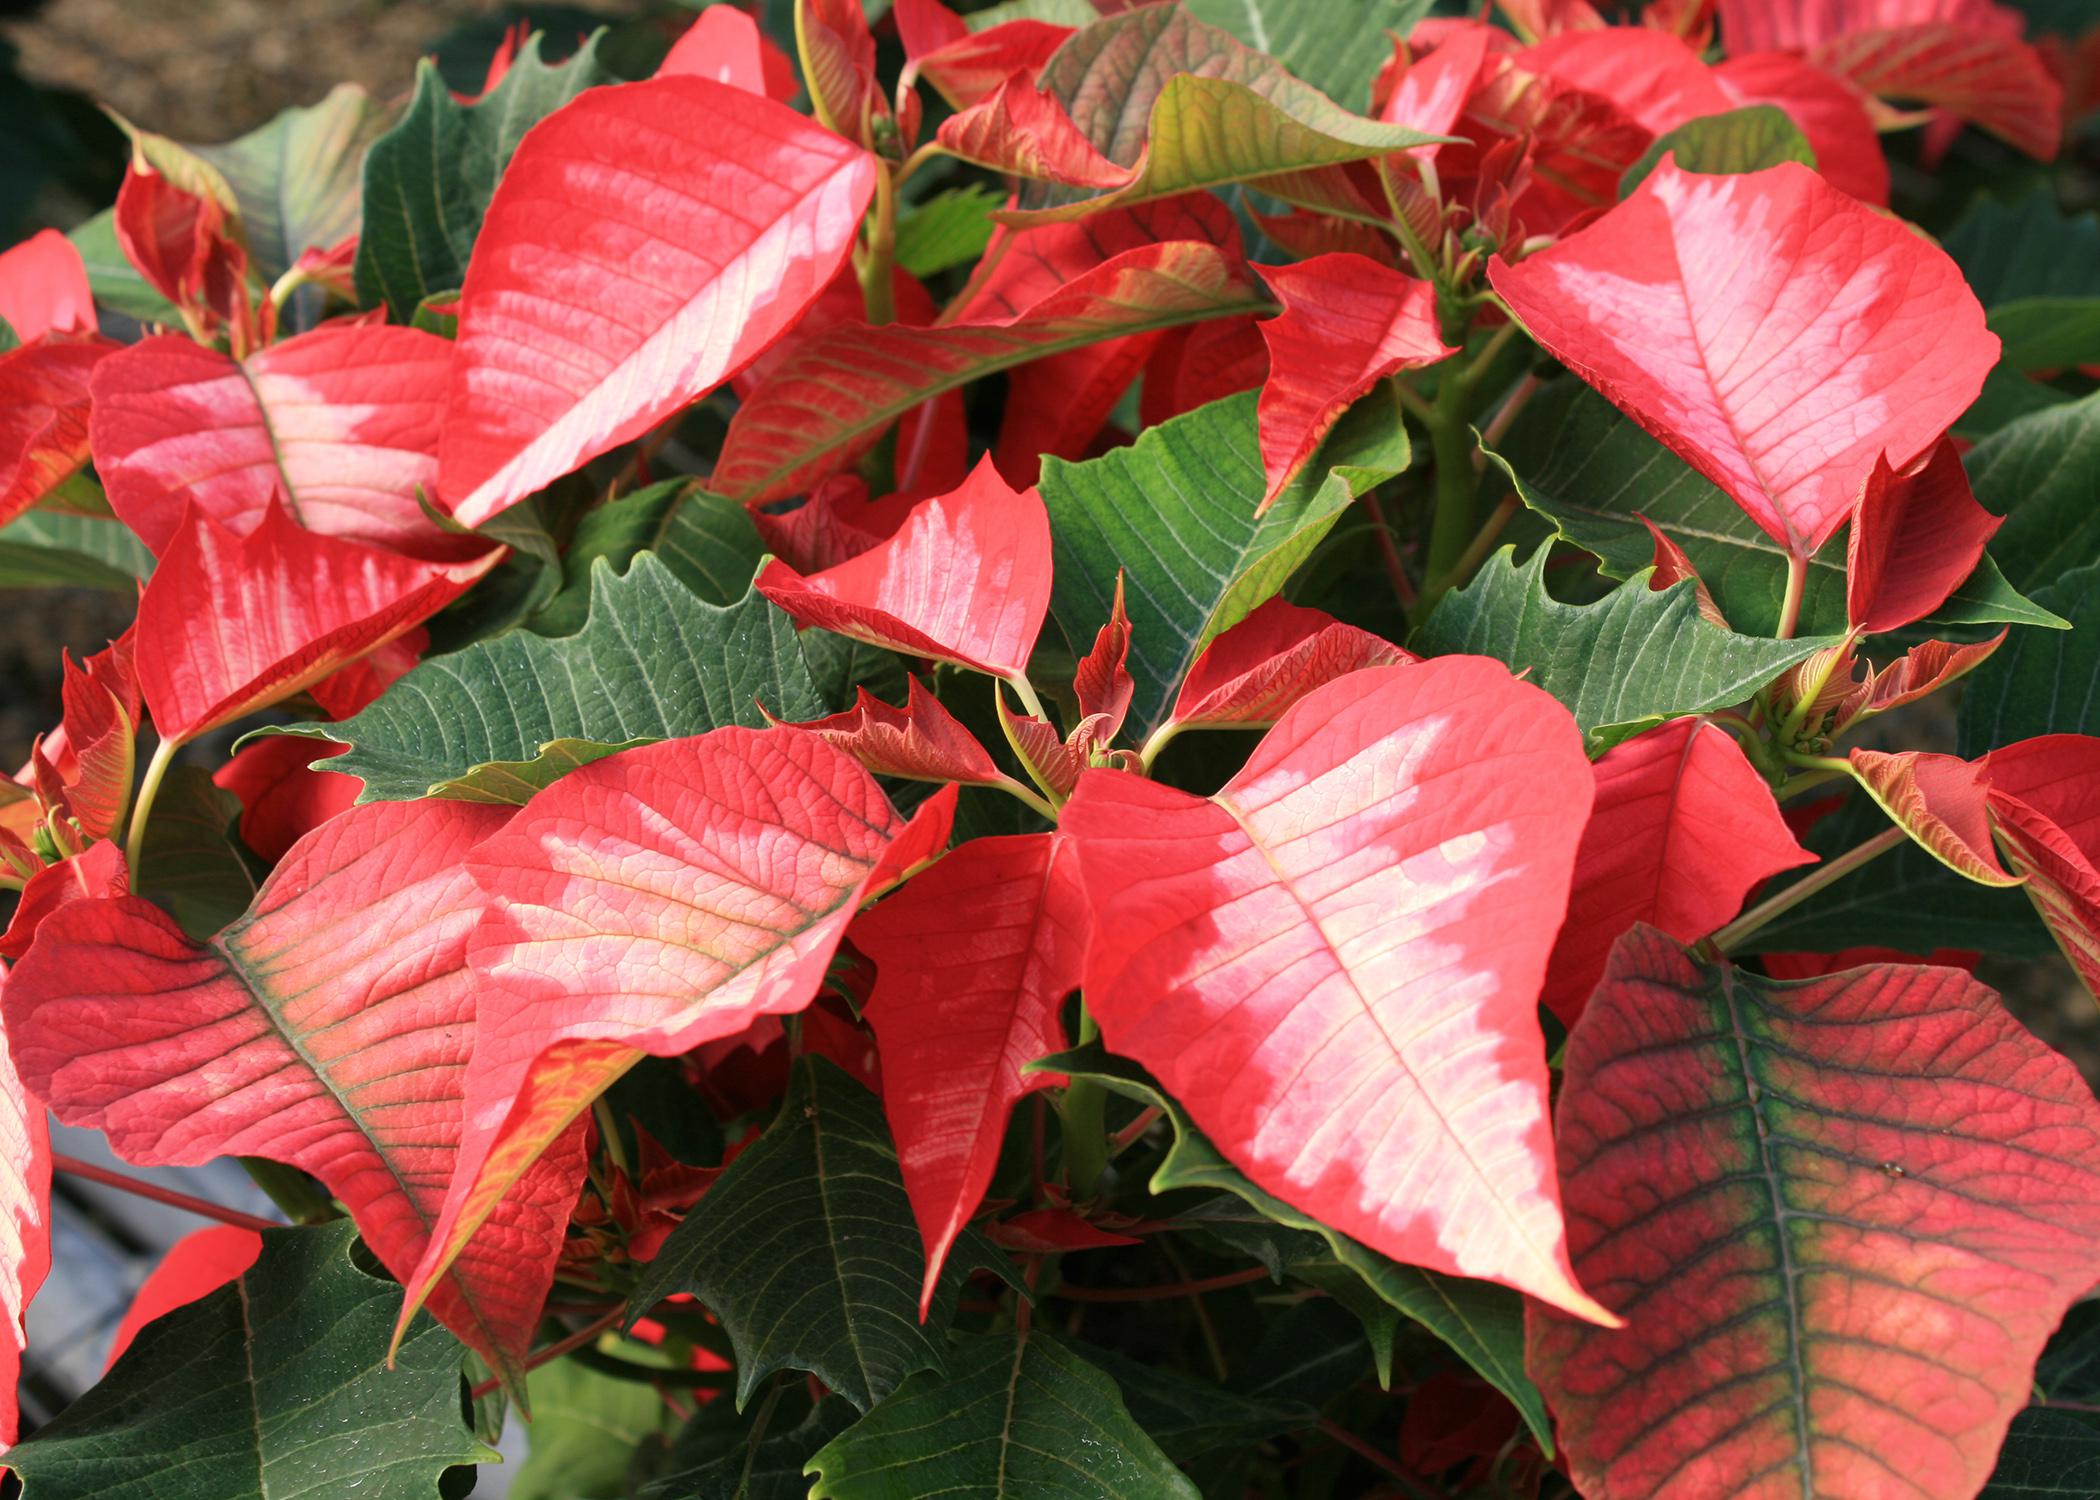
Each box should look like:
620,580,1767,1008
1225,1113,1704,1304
122,735,182,876
1709,826,1906,953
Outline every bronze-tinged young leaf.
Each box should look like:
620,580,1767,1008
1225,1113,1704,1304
1847,747,2021,887
629,1057,984,1412
712,240,1267,505
396,731,957,1347
1415,546,1841,748
1532,929,2100,1500
6,1223,492,1500
805,1330,1201,1500
440,76,877,527
999,5,1447,225
4,800,588,1385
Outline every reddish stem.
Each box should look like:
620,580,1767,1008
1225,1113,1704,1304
1053,1266,1271,1303
53,1153,279,1233
469,1306,625,1400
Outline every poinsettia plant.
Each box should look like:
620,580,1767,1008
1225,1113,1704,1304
1,0,2098,1493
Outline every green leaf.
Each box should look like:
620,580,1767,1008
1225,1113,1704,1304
533,481,767,637
1943,187,2100,376
1037,1044,1551,1450
1041,388,1411,744
1982,1411,2100,1498
1959,562,2100,753
196,84,387,297
1009,6,1444,224
67,210,180,325
255,557,826,802
512,1346,683,1500
1959,365,2074,441
1733,787,2049,957
805,1331,1201,1500
1414,546,1840,749
643,1395,859,1500
1621,105,1816,197
1972,390,2100,595
134,766,260,940
1985,300,2100,375
7,1222,490,1500
0,510,153,591
1181,0,1432,115
628,1058,964,1413
895,184,1001,279
1486,380,2060,636
965,0,1098,26
356,32,617,320
1072,1342,1317,1462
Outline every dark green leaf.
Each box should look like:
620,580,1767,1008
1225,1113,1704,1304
1233,1299,1375,1410
512,1345,683,1500
356,32,617,320
1486,380,2059,636
1733,788,2049,957
7,1223,489,1500
805,1331,1201,1499
1944,187,2100,308
1959,562,2100,753
1959,366,2075,441
255,557,825,802
1621,105,1816,196
1982,1411,2100,1498
1415,545,1840,748
1973,390,2100,595
134,766,260,940
1181,0,1433,115
895,185,1001,279
628,1058,962,1413
0,511,153,591
1041,388,1410,744
1037,1044,1551,1449
643,1395,859,1500
533,481,766,636
1073,1342,1317,1462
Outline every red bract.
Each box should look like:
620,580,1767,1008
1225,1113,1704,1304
397,730,955,1340
769,676,1020,792
134,503,498,744
749,475,916,574
901,7,1073,110
112,158,255,350
1719,0,2062,159
1533,930,2100,1499
711,239,1264,504
1847,747,2017,884
1163,597,1412,737
756,457,1052,684
0,339,111,526
2,800,588,1386
1983,735,2100,998
438,77,877,527
1253,254,1451,508
939,78,1134,191
1491,161,1996,563
1844,438,2000,634
0,230,94,343
854,834,1087,1311
1380,22,1497,139
1540,717,1813,1025
212,736,362,864
0,840,128,963
1061,659,1612,1321
657,4,797,100
0,974,49,1454
102,1226,261,1369
1713,51,1891,203
1520,27,1732,132
90,326,461,558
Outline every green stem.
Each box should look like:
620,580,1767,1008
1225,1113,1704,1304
1059,1006,1108,1200
1710,827,1905,953
1430,491,1518,598
1775,551,1809,641
123,735,181,875
1137,721,1181,776
1417,375,1480,617
857,165,898,328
